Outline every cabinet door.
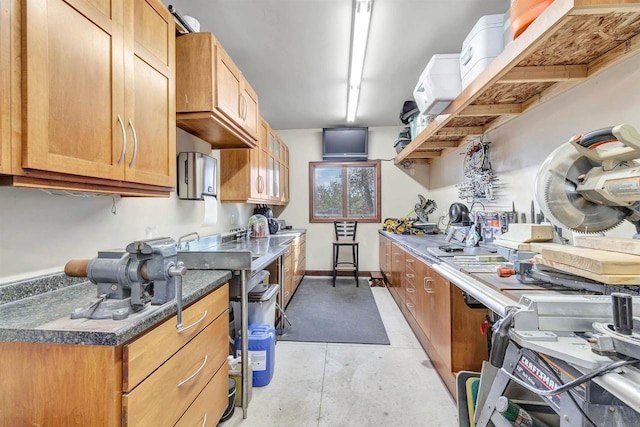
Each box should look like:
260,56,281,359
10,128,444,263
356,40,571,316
241,80,258,141
22,0,126,180
416,260,433,340
0,0,10,174
430,271,452,370
215,44,242,126
123,0,175,187
250,120,268,199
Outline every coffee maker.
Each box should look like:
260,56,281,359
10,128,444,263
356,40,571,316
253,205,280,234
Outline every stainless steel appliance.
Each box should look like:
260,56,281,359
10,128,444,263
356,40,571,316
177,152,217,200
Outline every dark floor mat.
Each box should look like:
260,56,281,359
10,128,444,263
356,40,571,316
279,277,390,345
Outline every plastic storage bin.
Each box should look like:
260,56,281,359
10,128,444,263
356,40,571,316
235,324,276,387
511,0,554,39
248,283,279,327
413,53,461,116
460,14,504,88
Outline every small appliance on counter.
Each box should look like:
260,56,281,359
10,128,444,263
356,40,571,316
177,152,217,200
276,219,292,231
253,204,280,234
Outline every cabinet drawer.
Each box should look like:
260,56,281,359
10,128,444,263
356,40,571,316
123,312,228,426
175,363,229,427
123,284,229,391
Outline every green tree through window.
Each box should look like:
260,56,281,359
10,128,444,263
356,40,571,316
309,161,381,223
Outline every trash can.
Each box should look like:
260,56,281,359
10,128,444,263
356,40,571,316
247,283,280,328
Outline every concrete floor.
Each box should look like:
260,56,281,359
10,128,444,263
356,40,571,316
221,281,457,426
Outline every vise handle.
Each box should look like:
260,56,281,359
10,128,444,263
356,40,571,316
65,259,150,280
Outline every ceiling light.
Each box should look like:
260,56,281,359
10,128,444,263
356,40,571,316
346,0,373,122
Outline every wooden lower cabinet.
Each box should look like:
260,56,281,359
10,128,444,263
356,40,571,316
0,284,229,426
382,241,489,398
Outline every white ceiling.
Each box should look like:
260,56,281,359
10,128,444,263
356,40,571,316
164,0,510,130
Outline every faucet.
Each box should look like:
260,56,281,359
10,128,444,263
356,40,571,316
177,232,200,250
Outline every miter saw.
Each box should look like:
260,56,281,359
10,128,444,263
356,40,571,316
535,123,640,235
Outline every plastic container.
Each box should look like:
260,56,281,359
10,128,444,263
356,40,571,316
460,14,504,88
413,53,461,116
228,355,252,407
511,0,554,39
234,324,276,387
248,283,279,327
219,378,236,422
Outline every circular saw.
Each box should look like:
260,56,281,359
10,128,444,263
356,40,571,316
414,194,437,222
535,124,640,233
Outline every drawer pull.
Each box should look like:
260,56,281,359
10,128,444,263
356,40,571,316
406,273,415,278
201,413,208,427
177,310,208,334
406,258,415,263
406,287,415,293
178,355,208,387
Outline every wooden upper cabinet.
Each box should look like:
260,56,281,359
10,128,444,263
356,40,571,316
219,117,289,205
0,0,10,174
19,0,175,190
22,0,126,181
124,0,175,187
175,32,259,149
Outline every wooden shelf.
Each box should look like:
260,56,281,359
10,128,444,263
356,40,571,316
395,0,640,164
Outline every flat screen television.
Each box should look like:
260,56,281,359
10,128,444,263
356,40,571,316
322,127,368,161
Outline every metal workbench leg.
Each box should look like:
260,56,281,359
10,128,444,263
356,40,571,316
279,254,286,333
241,270,249,419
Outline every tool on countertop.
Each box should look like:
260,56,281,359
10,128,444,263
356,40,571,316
520,213,526,223
536,124,640,234
530,200,535,225
65,237,184,320
505,201,518,225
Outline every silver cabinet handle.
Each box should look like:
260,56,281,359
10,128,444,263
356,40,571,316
128,119,138,168
406,287,415,293
406,273,415,278
117,115,127,166
201,413,207,427
177,310,208,334
178,355,208,387
424,277,435,293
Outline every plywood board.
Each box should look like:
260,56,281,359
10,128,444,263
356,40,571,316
574,236,640,256
493,239,531,251
535,256,640,285
541,245,640,275
500,224,554,243
528,242,567,253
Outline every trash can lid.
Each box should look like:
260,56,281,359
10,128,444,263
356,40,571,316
248,283,280,301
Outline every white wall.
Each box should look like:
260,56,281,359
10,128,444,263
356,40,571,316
276,127,430,273
426,52,640,240
0,129,254,282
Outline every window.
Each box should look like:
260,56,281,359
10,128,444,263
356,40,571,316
309,161,381,223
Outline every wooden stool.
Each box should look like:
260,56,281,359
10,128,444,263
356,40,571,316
369,271,385,287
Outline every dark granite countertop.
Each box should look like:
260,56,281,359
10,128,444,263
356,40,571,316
0,269,231,346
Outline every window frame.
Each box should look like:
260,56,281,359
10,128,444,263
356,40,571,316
308,160,382,223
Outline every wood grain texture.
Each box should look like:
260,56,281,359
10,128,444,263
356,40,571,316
0,341,122,426
500,224,554,242
493,239,531,251
122,313,229,427
574,235,640,255
175,32,258,147
541,245,640,274
174,364,229,427
536,255,640,284
0,0,10,174
450,285,489,373
123,284,228,391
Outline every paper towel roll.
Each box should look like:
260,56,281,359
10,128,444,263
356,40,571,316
202,195,218,226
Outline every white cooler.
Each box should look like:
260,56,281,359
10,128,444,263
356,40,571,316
413,53,461,116
460,14,505,88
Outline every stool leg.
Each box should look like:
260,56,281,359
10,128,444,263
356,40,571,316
354,244,359,287
333,244,337,287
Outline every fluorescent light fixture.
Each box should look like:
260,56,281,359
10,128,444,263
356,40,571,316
346,0,373,122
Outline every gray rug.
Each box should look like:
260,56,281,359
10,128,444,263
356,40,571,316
279,277,390,345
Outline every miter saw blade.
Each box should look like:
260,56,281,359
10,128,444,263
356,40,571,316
534,143,627,232
415,195,437,222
